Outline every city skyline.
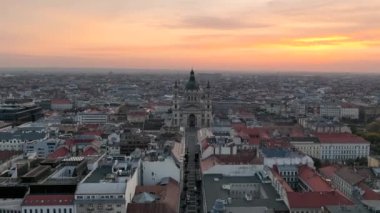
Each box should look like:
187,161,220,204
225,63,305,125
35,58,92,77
1,0,380,72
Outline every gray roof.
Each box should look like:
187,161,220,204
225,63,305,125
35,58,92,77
0,127,47,141
202,174,288,212
335,167,364,186
76,183,126,194
324,205,370,213
132,192,159,203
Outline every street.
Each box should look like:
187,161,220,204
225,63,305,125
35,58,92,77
180,128,202,213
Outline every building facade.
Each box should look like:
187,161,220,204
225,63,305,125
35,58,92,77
290,133,370,162
0,127,48,151
171,70,212,128
76,112,108,124
21,194,75,213
51,99,73,111
23,139,61,158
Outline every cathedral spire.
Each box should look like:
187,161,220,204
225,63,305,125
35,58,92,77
186,69,199,90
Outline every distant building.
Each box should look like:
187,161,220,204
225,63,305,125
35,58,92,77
119,131,150,155
127,110,148,123
319,103,359,120
298,117,351,133
290,133,370,162
23,138,61,158
316,133,370,162
171,70,212,128
320,104,341,118
51,99,73,111
0,127,48,151
76,112,108,124
341,104,359,120
259,147,314,168
0,103,43,125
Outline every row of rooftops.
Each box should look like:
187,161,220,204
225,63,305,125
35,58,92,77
0,126,48,141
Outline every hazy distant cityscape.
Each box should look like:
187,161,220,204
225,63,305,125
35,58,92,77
0,69,379,213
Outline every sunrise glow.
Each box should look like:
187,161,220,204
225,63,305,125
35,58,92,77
1,0,380,72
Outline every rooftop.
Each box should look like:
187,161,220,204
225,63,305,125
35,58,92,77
314,133,369,144
76,182,126,195
298,165,332,192
335,167,365,186
287,191,353,209
203,174,288,212
22,194,74,206
128,177,180,213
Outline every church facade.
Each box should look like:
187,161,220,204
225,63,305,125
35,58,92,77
171,70,212,128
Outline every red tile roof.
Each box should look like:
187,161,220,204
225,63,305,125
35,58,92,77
0,150,21,162
290,128,305,137
287,191,353,209
298,165,332,192
22,194,74,206
358,182,380,200
341,103,358,109
231,123,246,132
48,146,70,159
200,152,262,173
315,133,369,144
265,138,291,149
319,165,339,179
128,178,179,213
81,146,99,156
271,168,294,192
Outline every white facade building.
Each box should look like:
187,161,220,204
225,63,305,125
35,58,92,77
291,133,370,162
76,112,108,124
320,104,359,120
74,156,140,213
320,104,341,118
0,127,48,151
23,139,61,158
341,106,359,120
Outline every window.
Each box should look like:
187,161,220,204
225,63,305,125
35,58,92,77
97,204,103,210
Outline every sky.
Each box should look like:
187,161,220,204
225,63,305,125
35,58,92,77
1,0,380,73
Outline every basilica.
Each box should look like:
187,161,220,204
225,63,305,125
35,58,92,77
171,70,212,128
